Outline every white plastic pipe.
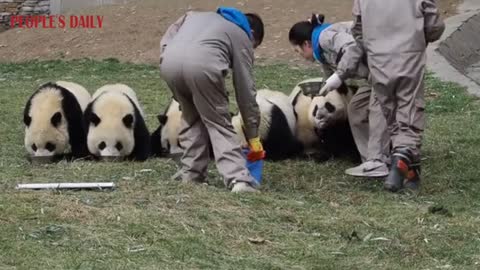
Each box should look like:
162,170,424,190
15,182,115,190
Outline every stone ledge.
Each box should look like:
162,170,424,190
427,0,480,97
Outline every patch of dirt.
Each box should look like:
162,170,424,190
0,0,462,65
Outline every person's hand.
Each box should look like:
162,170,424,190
247,137,265,161
319,73,342,96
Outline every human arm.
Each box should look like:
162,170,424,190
331,30,365,81
318,0,366,96
422,0,446,43
231,45,265,160
232,47,259,140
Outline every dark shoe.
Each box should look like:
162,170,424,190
384,149,412,192
404,164,421,190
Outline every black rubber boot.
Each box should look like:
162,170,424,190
384,148,412,192
404,164,421,190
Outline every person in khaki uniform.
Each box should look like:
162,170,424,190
159,7,265,193
288,15,391,177
320,0,445,191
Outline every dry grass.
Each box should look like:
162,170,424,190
0,59,479,269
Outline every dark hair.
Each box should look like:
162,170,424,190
246,13,264,46
289,14,325,46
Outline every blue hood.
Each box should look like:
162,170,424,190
217,6,252,39
311,23,332,64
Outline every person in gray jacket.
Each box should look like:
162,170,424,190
159,7,265,193
289,14,391,178
331,0,444,192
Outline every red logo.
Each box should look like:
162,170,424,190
10,15,104,29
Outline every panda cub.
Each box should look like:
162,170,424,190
309,83,353,131
84,84,150,161
308,82,360,161
290,77,359,161
232,89,302,161
151,89,301,161
150,99,183,157
23,81,91,161
289,78,326,159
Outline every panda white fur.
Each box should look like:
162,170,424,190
84,84,150,161
23,81,91,160
150,99,183,157
231,89,303,161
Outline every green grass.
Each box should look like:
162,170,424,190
1,59,479,270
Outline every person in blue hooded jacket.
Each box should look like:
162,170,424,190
159,7,265,193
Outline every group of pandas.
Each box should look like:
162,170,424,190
23,78,361,163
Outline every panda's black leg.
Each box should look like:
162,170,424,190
150,126,163,157
131,108,151,161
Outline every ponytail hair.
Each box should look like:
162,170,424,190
289,13,325,46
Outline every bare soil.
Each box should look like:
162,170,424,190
0,0,461,65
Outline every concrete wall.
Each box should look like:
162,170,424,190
437,13,480,86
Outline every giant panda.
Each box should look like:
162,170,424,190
84,83,150,161
289,77,359,161
308,83,353,131
308,86,360,161
23,81,91,162
231,89,303,161
289,78,326,159
150,98,183,157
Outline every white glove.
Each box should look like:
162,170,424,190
319,73,342,96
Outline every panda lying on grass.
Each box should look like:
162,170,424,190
23,78,359,163
151,78,360,162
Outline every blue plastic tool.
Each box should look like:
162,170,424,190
242,148,264,184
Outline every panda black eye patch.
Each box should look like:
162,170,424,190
115,142,123,151
31,144,37,152
98,142,106,150
91,113,101,126
51,112,62,127
123,114,134,128
312,105,318,117
325,102,336,113
45,142,56,152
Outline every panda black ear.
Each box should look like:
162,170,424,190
24,115,32,126
123,114,134,128
90,113,101,126
325,102,336,113
51,112,62,127
157,114,168,125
